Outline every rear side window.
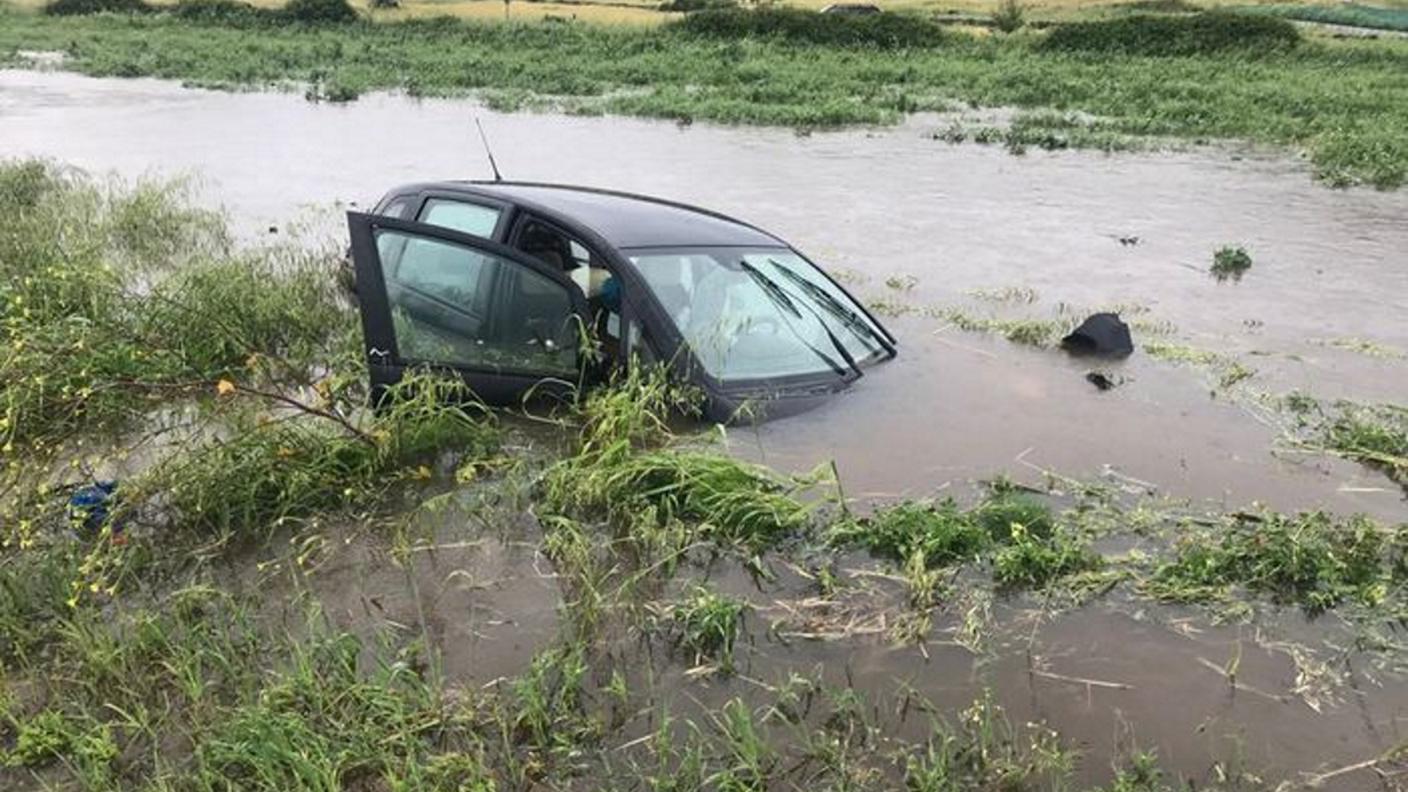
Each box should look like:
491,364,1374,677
379,196,415,219
419,198,501,238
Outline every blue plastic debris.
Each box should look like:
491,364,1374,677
68,480,119,534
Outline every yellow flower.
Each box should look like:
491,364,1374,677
216,379,237,396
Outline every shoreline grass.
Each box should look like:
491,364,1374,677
1,8,1407,187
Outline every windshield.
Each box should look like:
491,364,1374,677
628,247,890,381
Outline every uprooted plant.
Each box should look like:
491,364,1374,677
827,486,1102,605
1145,509,1406,613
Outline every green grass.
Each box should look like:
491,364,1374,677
1039,11,1302,56
2,10,1407,187
1322,404,1408,486
668,584,746,665
1143,342,1256,389
939,310,1070,346
543,367,814,554
132,375,498,539
991,522,1103,588
1281,397,1408,491
1210,244,1253,281
830,490,1100,596
1146,510,1400,612
673,6,947,48
0,160,351,458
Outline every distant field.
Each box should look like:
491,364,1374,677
3,4,1407,188
13,0,1408,25
4,0,676,24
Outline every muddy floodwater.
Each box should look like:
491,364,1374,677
5,68,1408,789
5,69,1405,519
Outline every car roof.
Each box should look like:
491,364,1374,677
400,181,787,250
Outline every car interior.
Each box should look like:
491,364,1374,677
514,218,621,362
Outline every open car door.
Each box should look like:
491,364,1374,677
347,212,591,405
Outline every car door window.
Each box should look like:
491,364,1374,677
419,198,501,238
516,218,622,358
378,229,579,376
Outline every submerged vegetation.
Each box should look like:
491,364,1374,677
1318,403,1408,488
1210,244,1253,281
1147,510,1402,612
2,6,1408,186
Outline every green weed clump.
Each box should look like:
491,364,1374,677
0,545,79,661
553,448,811,549
170,0,265,24
3,709,118,784
279,0,358,24
905,690,1073,790
43,0,150,16
831,491,1097,593
0,581,499,789
669,585,746,665
136,375,498,539
671,7,946,49
1147,511,1400,612
991,524,1103,589
510,645,597,755
1040,12,1301,56
940,310,1066,347
1210,245,1252,281
195,632,444,790
833,499,990,567
1323,405,1408,487
544,367,811,552
992,0,1025,33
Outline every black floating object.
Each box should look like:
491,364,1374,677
1061,312,1133,358
1086,372,1117,391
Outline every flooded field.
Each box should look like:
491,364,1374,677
4,68,1405,515
3,68,1408,790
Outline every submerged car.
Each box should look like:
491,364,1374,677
346,181,897,420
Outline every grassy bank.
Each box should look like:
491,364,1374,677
2,7,1408,187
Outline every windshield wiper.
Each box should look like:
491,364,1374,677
741,261,862,379
766,259,896,358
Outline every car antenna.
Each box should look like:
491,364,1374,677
475,117,503,182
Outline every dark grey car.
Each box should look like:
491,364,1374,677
347,181,896,420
